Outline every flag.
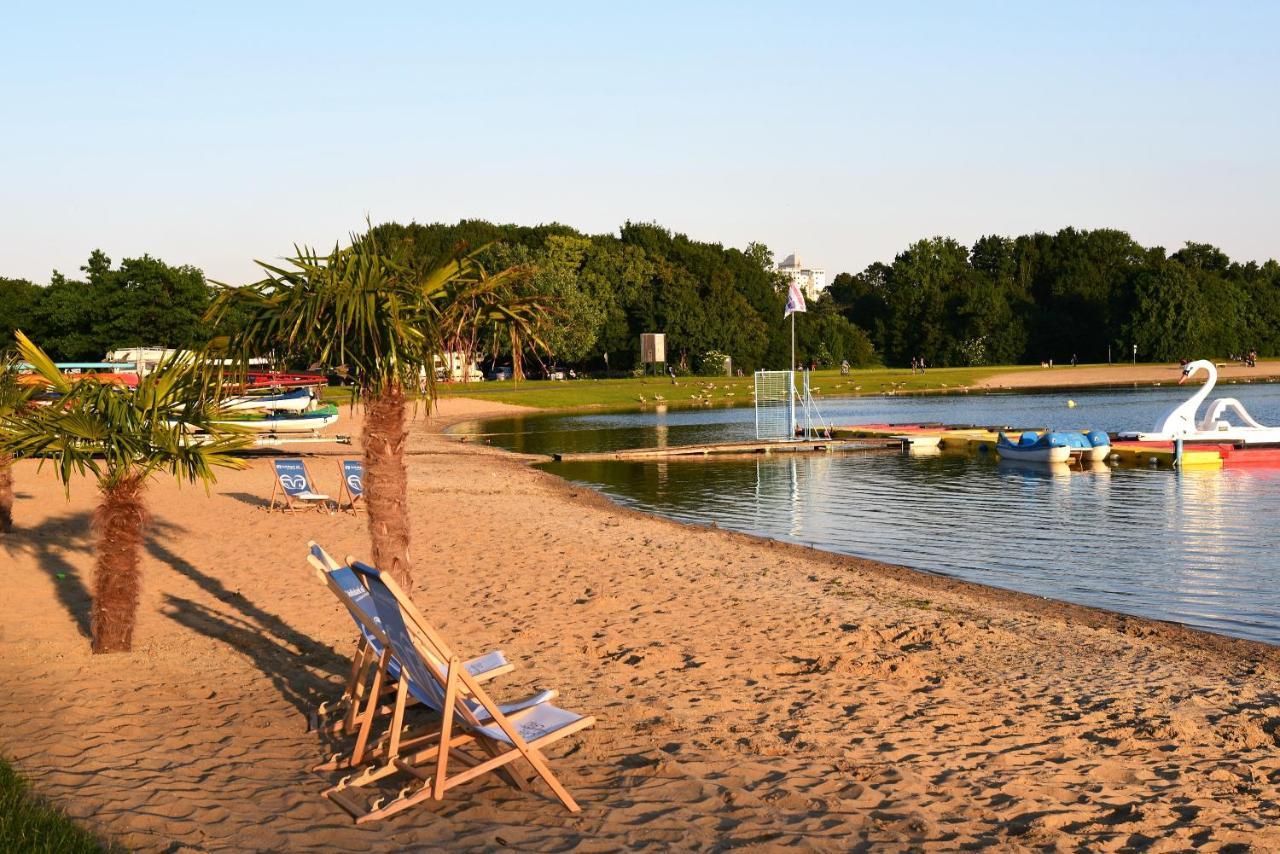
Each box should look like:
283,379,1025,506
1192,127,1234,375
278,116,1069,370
784,279,807,318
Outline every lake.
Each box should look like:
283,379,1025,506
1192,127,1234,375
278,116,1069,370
453,383,1280,644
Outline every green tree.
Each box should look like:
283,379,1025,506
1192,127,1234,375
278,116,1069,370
24,252,213,360
0,332,248,652
98,255,212,350
0,279,42,351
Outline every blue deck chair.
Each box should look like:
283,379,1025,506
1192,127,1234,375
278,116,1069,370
306,544,541,775
269,458,331,512
336,459,364,514
324,559,594,823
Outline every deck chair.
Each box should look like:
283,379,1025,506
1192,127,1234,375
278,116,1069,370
330,559,593,822
336,459,365,514
269,458,331,512
307,543,547,777
307,543,516,737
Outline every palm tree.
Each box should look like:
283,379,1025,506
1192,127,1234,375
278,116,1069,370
0,353,37,533
207,229,543,590
0,332,249,653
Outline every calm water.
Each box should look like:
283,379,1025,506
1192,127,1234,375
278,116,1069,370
453,384,1280,644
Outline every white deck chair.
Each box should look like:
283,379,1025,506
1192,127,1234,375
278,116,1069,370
325,559,594,823
307,543,548,778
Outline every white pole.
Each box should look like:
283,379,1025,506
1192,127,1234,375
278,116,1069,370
789,312,796,437
790,312,795,372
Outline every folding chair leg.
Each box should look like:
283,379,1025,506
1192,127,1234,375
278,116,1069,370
477,736,532,792
432,660,460,801
518,747,581,812
350,652,389,767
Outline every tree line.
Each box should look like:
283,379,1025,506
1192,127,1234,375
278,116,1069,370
3,223,1277,370
829,229,1280,366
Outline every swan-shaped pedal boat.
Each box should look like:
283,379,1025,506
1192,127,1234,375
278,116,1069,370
1117,359,1280,444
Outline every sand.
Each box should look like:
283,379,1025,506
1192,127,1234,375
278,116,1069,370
2,396,1279,851
976,360,1280,391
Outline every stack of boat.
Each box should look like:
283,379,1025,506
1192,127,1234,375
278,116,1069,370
214,374,338,434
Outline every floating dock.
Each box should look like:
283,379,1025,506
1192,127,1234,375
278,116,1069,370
551,426,1280,469
551,437,901,463
828,423,1280,469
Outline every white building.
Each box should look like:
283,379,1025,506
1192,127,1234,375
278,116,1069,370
777,252,826,302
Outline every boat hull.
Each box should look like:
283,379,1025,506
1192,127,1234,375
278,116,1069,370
997,444,1071,463
220,388,315,413
1080,445,1110,462
211,412,339,434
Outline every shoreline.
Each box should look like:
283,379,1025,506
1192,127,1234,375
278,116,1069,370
445,404,1280,666
1,398,1277,849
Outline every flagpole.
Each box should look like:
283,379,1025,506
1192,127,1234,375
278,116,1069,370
790,312,795,373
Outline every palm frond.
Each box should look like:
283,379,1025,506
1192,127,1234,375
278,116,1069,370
0,337,251,494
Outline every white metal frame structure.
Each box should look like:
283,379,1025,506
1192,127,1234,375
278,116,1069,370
754,370,830,441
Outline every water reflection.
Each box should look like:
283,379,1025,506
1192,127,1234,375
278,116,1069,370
471,383,1280,644
455,383,1280,458
543,453,1280,645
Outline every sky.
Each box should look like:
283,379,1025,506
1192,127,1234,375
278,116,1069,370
2,1,1277,285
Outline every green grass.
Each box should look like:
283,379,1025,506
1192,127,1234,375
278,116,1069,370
435,364,1034,410
0,758,110,853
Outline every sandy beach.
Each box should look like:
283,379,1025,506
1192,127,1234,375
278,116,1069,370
976,360,1280,391
3,396,1279,851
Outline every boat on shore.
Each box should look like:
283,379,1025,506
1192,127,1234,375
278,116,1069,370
241,371,329,391
220,387,316,413
211,403,339,434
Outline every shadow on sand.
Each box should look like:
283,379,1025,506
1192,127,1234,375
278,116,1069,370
3,510,96,638
148,529,347,718
221,491,273,510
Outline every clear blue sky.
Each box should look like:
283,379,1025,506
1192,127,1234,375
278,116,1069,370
2,1,1276,285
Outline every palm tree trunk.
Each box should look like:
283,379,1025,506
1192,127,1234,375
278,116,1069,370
363,384,413,590
92,474,149,653
0,452,13,533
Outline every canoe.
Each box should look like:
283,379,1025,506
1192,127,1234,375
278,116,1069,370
241,372,328,391
211,403,339,434
220,387,315,413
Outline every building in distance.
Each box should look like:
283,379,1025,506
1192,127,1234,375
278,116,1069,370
776,253,826,302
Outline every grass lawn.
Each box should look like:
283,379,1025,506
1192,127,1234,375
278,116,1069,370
0,758,109,853
435,364,1033,410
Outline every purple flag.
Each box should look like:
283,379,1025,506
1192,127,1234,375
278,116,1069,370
784,280,807,318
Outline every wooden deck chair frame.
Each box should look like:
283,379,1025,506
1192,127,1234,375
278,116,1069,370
305,544,532,780
307,543,516,736
335,459,365,514
338,559,594,823
268,458,332,513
